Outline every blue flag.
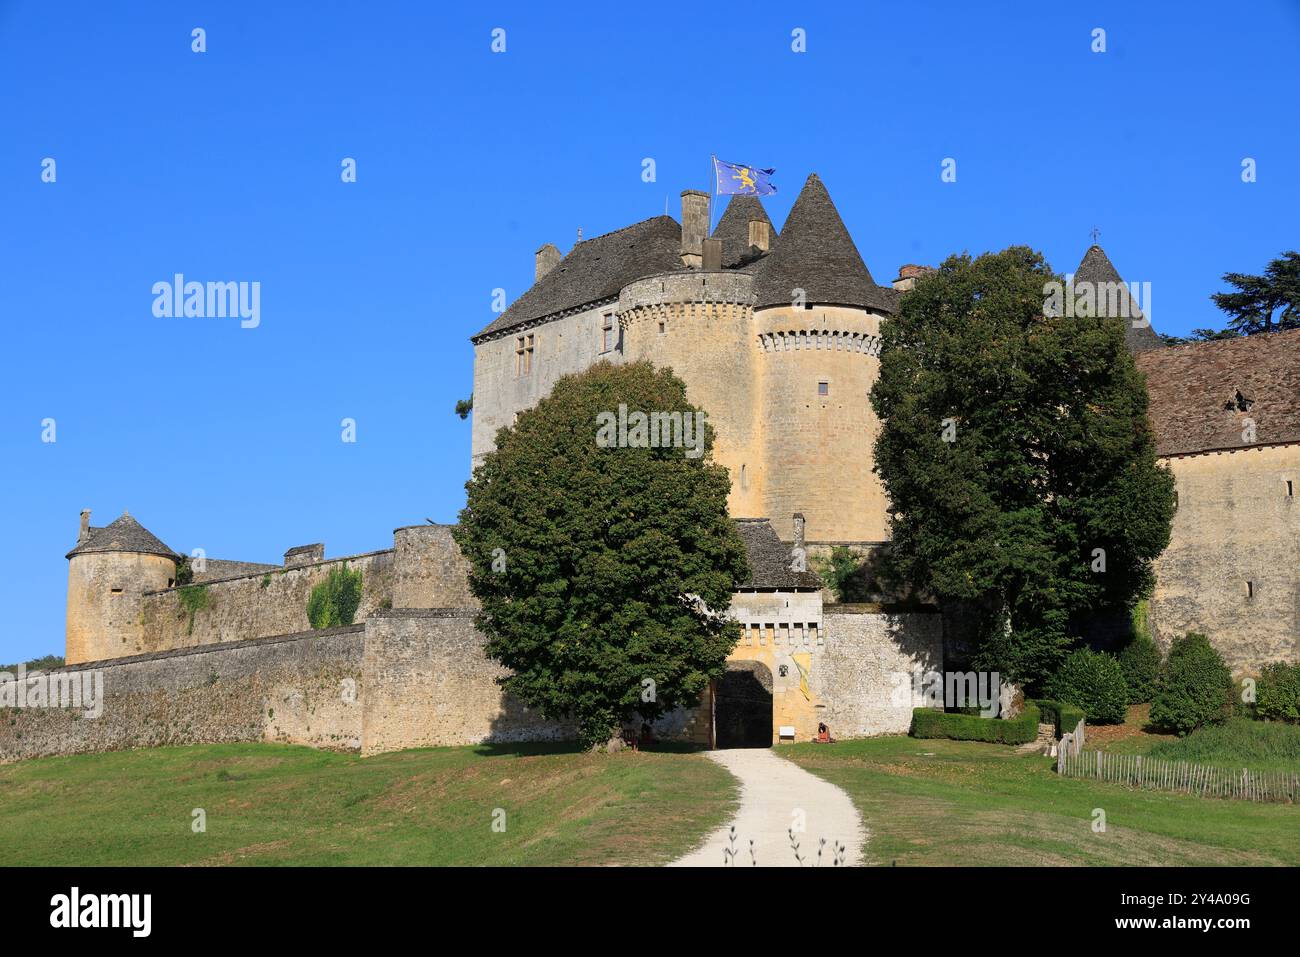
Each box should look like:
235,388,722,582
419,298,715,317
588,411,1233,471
713,157,777,196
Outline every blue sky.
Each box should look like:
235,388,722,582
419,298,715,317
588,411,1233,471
1,1,1297,661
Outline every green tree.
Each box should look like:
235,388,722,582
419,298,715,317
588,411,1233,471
1211,251,1300,335
871,247,1176,688
454,360,749,748
454,394,473,420
1044,648,1128,724
1157,327,1241,346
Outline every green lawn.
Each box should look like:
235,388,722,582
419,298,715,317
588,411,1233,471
0,742,736,866
1093,712,1300,773
785,735,1300,866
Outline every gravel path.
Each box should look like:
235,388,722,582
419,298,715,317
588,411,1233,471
669,748,866,867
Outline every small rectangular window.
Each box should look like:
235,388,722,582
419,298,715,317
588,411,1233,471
110,587,123,594
1246,581,1255,599
601,315,615,353
1287,480,1294,497
658,320,666,335
818,381,829,396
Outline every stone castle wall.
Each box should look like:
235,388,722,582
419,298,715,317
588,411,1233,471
1150,443,1300,672
1,625,366,762
6,603,945,762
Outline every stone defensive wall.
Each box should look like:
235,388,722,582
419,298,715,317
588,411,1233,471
134,525,475,656
3,603,944,762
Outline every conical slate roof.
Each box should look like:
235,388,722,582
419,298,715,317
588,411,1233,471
752,173,896,313
711,195,776,269
1073,245,1163,353
66,512,178,560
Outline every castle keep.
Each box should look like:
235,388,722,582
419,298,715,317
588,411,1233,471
6,173,1297,763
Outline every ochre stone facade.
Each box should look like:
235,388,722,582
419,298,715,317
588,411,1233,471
1149,444,1300,671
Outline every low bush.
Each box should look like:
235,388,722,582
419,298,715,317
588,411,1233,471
1149,633,1233,736
1117,630,1161,704
911,704,1040,745
1028,698,1085,738
1255,661,1300,723
1043,649,1128,724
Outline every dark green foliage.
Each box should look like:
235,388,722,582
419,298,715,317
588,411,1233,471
453,360,749,749
174,556,194,587
454,395,473,420
1255,661,1300,723
1043,649,1128,724
1118,629,1162,704
306,564,363,630
871,247,1175,688
813,546,872,602
1211,251,1300,335
911,704,1040,745
1150,633,1233,736
1028,698,1086,737
178,584,211,636
1158,328,1242,346
0,654,65,673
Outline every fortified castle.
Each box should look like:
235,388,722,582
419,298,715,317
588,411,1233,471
6,173,1297,763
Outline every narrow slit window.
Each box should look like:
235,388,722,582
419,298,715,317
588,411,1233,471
1287,480,1294,497
601,315,615,352
1246,581,1255,599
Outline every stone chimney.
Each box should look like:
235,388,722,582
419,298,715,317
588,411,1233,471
748,219,771,254
893,264,932,292
792,512,806,549
680,190,708,268
701,237,722,271
535,243,560,282
79,509,91,542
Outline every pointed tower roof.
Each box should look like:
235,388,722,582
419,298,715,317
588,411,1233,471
66,512,178,560
711,195,776,269
1073,245,1163,353
752,173,895,312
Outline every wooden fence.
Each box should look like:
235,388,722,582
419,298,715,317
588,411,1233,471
1057,718,1084,759
1057,747,1299,803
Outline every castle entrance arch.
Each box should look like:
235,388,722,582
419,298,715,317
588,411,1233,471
713,660,773,749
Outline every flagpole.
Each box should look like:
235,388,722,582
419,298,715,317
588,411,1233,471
708,154,716,236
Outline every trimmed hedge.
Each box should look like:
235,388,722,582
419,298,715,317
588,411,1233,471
1043,648,1128,724
911,704,1040,745
1028,698,1085,738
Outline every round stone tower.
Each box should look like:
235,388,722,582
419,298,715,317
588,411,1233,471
66,510,179,664
748,173,896,543
618,269,765,519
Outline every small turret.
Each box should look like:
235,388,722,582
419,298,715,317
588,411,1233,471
65,511,179,663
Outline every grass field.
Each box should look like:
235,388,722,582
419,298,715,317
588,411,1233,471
786,735,1300,866
1089,708,1300,773
0,742,736,866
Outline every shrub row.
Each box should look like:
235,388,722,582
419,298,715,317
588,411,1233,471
1027,698,1085,738
911,704,1040,745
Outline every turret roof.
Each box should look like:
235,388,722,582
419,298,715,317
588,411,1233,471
66,512,178,560
1073,244,1163,353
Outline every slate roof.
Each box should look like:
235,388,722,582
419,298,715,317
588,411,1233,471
734,518,824,590
1073,245,1163,353
711,195,776,269
66,513,179,560
472,216,685,342
1135,327,1300,456
751,174,896,313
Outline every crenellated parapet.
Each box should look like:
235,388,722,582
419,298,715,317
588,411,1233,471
757,328,882,357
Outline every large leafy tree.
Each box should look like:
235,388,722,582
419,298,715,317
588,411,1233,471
1211,250,1300,335
454,360,748,747
871,247,1175,688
